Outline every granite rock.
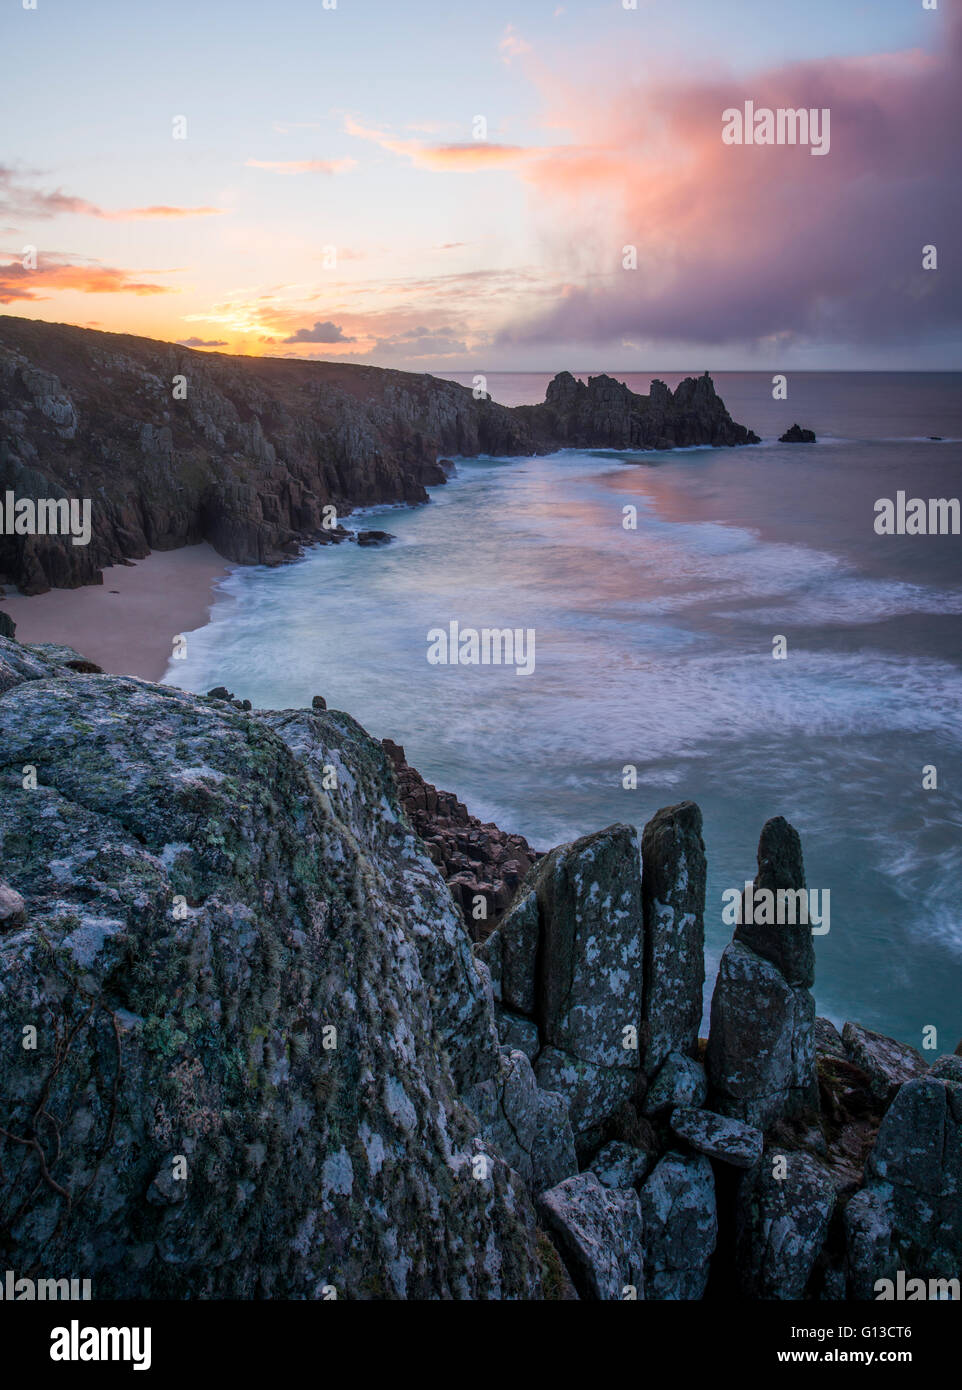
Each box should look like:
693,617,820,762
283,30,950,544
640,801,706,1076
537,1171,644,1301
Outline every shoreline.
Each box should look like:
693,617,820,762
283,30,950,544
0,543,232,682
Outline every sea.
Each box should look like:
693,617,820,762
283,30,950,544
164,371,962,1050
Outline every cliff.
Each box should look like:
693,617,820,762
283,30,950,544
0,317,759,594
0,632,956,1300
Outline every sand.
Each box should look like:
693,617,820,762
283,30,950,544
0,544,233,682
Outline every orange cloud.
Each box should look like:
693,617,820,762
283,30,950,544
414,143,537,170
0,253,173,303
343,116,550,170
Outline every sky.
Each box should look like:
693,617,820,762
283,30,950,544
1,0,959,371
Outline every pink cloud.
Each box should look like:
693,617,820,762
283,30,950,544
500,25,532,64
496,16,962,352
343,116,548,171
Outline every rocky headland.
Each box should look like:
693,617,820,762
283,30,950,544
0,317,759,594
0,630,956,1300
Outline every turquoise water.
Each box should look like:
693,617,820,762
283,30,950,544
166,373,962,1050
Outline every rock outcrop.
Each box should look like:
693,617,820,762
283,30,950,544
481,824,646,1151
840,1021,929,1103
0,637,545,1298
706,817,818,1128
0,318,760,593
525,370,761,452
845,1055,962,1299
735,1150,837,1299
0,631,951,1300
640,800,706,1077
779,423,816,443
639,1151,717,1300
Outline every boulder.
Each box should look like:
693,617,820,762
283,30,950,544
590,1140,656,1190
537,1171,644,1301
497,1010,540,1060
670,1107,763,1169
845,1186,899,1301
841,1022,928,1103
0,881,26,930
735,1150,837,1299
643,1051,708,1116
706,940,817,1130
355,529,395,546
845,1055,962,1297
467,1049,541,1189
640,801,706,1076
707,817,818,1131
535,1046,638,1144
468,1047,577,1194
638,1151,717,1300
779,424,816,443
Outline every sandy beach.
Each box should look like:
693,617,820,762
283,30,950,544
0,543,233,681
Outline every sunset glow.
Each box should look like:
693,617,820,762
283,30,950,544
2,0,958,369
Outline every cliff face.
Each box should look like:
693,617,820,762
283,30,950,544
0,317,759,593
0,637,542,1298
0,633,956,1301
